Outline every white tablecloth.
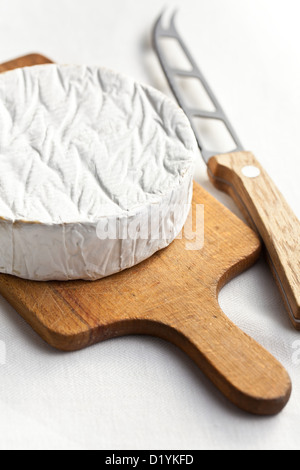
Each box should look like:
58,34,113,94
0,0,299,450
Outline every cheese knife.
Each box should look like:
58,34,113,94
153,11,300,329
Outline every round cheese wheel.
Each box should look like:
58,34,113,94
0,64,197,280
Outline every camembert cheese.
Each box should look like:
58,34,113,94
0,64,197,280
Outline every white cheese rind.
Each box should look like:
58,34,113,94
0,64,197,281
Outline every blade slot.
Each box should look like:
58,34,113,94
173,76,216,112
191,116,240,155
156,37,193,71
153,11,245,162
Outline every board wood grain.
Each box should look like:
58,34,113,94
0,53,53,73
0,55,292,415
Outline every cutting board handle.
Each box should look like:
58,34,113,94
152,296,291,415
208,151,300,330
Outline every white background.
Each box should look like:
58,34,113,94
0,0,299,450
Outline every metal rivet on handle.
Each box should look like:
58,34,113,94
241,166,261,178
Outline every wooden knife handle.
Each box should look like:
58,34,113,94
207,151,300,328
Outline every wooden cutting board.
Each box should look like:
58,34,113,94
0,54,292,416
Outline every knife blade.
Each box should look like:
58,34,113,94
153,11,300,329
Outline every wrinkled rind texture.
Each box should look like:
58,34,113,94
0,64,197,281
